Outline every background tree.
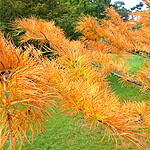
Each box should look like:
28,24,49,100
131,2,144,11
0,0,111,41
69,0,111,18
0,0,79,40
111,1,130,21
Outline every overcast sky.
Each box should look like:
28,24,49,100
111,0,146,9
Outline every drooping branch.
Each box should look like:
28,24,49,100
110,70,142,86
92,62,142,86
128,50,150,58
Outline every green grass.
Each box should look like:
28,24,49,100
109,75,150,102
108,54,150,102
11,55,150,149
23,113,124,150
124,54,146,75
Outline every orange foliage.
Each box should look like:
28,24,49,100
76,7,150,55
14,17,70,53
76,8,136,54
0,33,22,72
1,3,150,149
0,34,60,149
143,0,150,7
13,15,150,149
136,61,150,91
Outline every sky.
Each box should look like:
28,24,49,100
111,0,147,9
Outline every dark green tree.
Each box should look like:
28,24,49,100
69,0,111,18
131,2,144,11
0,0,111,40
111,1,130,21
0,1,71,36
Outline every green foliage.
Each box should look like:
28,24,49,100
131,2,144,11
0,0,77,39
0,0,111,40
111,1,144,22
69,0,111,18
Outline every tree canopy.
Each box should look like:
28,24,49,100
0,0,111,40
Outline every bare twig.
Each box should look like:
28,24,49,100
3,71,12,150
128,50,150,58
110,70,142,86
92,62,142,86
32,30,50,44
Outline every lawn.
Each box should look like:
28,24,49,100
16,55,150,150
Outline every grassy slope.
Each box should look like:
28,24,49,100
19,55,149,150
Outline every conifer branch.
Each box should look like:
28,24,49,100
128,50,150,58
36,30,50,44
92,62,142,86
3,71,12,150
110,71,142,86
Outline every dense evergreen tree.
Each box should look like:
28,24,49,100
131,2,144,11
0,0,111,40
69,0,111,18
0,0,77,39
